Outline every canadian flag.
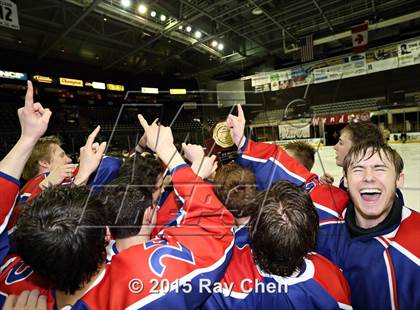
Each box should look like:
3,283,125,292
351,22,368,53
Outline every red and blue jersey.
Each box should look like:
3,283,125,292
7,156,122,234
237,138,420,310
202,225,352,310
0,165,235,309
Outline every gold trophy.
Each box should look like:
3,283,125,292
205,121,238,165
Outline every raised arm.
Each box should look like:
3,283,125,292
0,81,51,179
0,81,51,262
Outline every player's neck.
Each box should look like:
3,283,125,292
235,216,250,226
116,235,150,252
55,265,106,308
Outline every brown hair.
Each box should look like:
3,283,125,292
22,136,62,180
284,141,316,171
343,141,404,176
213,162,257,218
341,122,384,145
249,181,319,277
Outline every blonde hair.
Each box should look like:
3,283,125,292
22,136,62,180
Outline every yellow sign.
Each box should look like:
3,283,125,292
60,77,83,87
33,75,53,84
107,83,125,91
170,88,187,95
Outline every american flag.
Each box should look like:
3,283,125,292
300,34,314,62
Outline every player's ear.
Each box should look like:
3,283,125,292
38,159,50,169
343,175,348,188
142,206,154,225
396,171,405,188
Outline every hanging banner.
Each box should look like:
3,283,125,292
367,57,398,73
279,123,311,139
278,70,292,89
291,66,312,87
0,0,19,30
312,112,370,125
398,40,420,67
342,53,366,78
251,74,270,87
314,64,343,83
270,74,279,91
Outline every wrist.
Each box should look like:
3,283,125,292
18,135,39,148
73,172,89,186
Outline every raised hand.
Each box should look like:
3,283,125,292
18,80,52,142
182,143,205,163
40,163,77,189
0,81,52,179
74,126,107,185
226,104,246,147
320,173,335,185
191,155,218,180
138,115,173,153
135,118,158,152
3,290,47,310
138,114,183,169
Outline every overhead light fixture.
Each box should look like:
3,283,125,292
178,25,183,30
252,7,263,15
150,10,157,17
138,4,147,14
217,43,224,51
194,31,202,39
211,40,218,48
121,0,131,8
103,16,107,21
160,14,166,22
185,25,192,32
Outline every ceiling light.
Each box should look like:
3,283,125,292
185,25,192,32
160,14,166,22
252,7,263,15
138,4,147,14
103,17,107,21
217,43,224,51
211,40,218,48
194,31,202,39
121,0,131,8
178,25,183,30
150,10,156,17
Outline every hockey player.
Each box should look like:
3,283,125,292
201,162,351,309
321,122,405,205
227,104,419,309
0,109,235,309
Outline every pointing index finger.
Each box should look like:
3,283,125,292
86,125,101,147
25,80,34,111
237,104,244,119
138,114,149,130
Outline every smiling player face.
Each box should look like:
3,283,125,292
344,149,404,228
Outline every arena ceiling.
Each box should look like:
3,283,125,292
1,0,420,81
